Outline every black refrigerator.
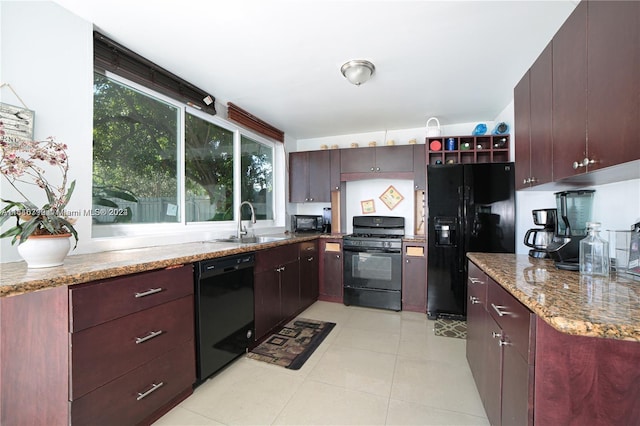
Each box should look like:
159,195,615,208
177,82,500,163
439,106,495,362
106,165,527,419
427,162,515,320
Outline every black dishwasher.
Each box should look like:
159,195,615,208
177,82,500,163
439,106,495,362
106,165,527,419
194,253,255,385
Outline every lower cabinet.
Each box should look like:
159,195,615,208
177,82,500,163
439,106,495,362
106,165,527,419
318,238,343,302
254,244,301,341
68,265,196,425
468,259,640,425
467,261,534,426
0,265,196,425
402,241,427,312
299,240,319,308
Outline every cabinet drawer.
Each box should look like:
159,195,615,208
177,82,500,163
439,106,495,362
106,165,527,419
70,265,193,332
488,280,533,362
255,243,299,273
299,240,318,256
467,262,488,308
71,295,194,399
71,343,195,426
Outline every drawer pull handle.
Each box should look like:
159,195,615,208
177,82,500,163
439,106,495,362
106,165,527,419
135,330,163,344
491,303,510,317
469,277,484,284
492,331,502,339
136,382,164,401
469,296,481,304
307,256,314,262
499,340,512,347
134,288,163,298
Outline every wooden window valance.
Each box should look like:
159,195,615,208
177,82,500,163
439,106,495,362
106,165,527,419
227,102,284,142
94,31,216,115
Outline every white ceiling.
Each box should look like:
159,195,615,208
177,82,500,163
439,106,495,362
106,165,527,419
52,0,578,140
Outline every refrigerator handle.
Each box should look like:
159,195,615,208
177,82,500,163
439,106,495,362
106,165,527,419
458,185,468,274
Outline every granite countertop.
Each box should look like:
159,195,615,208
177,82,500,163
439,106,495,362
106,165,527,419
0,233,325,298
467,252,640,342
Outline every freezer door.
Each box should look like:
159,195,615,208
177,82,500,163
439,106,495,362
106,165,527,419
463,163,516,254
427,165,466,319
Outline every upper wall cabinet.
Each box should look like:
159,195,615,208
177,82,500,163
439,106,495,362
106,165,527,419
515,42,553,190
514,71,532,190
289,150,332,203
586,1,640,170
340,145,414,176
552,1,588,181
551,1,639,182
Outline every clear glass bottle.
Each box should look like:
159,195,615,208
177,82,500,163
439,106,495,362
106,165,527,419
579,222,610,276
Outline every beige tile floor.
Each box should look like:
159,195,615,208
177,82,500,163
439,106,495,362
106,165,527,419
154,301,490,426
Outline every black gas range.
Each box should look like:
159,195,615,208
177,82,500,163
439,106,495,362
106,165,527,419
343,216,404,251
343,216,405,311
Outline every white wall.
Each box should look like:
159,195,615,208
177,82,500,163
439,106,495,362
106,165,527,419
1,1,93,263
345,179,416,235
515,180,640,255
0,2,288,263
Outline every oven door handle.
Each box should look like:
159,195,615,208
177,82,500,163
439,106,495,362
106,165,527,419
343,247,401,254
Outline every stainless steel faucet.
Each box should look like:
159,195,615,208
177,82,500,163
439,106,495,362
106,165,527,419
237,201,256,238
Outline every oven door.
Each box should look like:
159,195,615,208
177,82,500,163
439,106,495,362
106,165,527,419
343,247,402,291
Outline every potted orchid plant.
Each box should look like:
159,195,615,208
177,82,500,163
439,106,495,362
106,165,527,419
0,121,78,266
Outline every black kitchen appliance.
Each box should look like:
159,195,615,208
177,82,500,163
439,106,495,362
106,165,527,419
194,253,255,385
343,216,404,311
544,190,595,270
427,163,515,320
524,208,557,258
291,214,324,233
323,207,332,233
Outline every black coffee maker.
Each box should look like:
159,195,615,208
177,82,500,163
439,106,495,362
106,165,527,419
544,190,595,270
524,208,557,258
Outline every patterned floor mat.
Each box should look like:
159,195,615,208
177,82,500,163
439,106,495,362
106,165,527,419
434,318,467,339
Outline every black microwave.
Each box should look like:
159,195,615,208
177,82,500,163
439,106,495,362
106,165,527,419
292,215,324,233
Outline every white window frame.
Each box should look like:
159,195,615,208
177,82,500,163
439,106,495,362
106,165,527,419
92,71,283,241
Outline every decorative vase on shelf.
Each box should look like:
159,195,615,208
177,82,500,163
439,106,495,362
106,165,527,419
17,234,72,268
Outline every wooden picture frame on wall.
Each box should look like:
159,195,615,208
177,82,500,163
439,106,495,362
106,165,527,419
379,185,404,210
361,199,375,214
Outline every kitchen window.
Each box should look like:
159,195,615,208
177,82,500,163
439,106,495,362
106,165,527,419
93,72,180,227
241,135,274,220
93,72,276,237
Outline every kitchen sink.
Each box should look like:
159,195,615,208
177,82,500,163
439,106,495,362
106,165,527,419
212,236,288,244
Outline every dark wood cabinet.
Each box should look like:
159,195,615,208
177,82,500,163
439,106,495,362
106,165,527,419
514,70,532,190
401,242,426,312
318,239,343,303
254,244,301,341
254,267,281,339
299,240,319,309
586,1,640,170
528,41,554,188
329,149,341,192
469,258,640,425
427,135,509,166
533,317,640,425
515,41,553,190
289,150,331,202
516,1,639,187
412,145,426,190
340,145,414,176
0,266,196,426
467,260,534,426
552,0,587,181
466,263,501,424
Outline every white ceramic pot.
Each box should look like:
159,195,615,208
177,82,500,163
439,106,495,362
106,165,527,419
17,234,71,268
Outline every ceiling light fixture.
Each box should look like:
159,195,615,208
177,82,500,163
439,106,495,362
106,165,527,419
340,60,375,86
